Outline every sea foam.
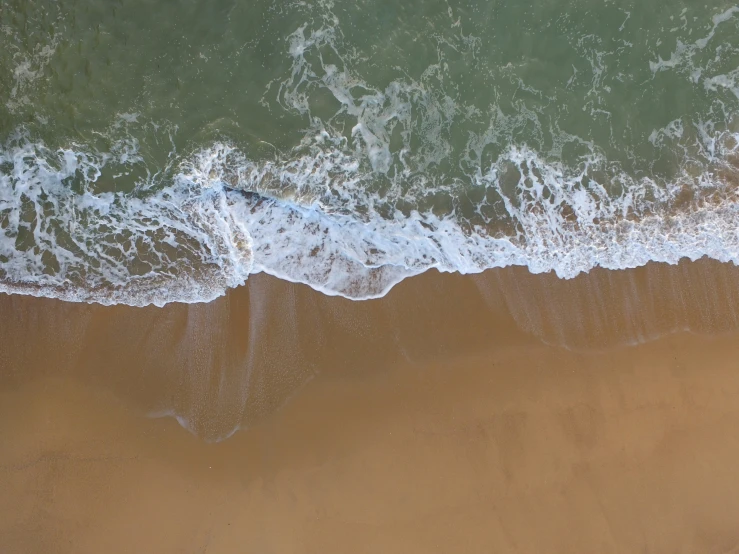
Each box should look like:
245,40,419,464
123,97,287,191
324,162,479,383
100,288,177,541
2,125,739,306
2,3,739,305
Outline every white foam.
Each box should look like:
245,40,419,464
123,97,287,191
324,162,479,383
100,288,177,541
704,67,739,101
649,6,739,80
3,5,739,305
6,35,58,113
2,117,739,305
649,119,685,147
0,134,252,306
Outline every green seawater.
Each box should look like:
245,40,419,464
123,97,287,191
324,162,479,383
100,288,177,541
1,0,738,304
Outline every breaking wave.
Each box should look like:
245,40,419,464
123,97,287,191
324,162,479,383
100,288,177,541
2,124,739,306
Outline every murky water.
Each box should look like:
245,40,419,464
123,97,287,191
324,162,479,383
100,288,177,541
2,0,739,304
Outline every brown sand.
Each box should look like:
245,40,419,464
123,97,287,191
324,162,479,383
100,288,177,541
3,259,739,553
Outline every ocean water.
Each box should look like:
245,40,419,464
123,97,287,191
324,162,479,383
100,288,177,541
1,0,739,305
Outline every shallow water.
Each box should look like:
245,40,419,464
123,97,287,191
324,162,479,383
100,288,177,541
2,0,739,304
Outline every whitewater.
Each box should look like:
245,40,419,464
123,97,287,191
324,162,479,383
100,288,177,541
2,0,739,306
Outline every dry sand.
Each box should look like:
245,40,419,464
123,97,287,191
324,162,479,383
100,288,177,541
3,259,739,553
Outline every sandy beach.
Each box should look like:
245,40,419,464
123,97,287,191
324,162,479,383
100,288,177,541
2,260,739,552
4,0,739,550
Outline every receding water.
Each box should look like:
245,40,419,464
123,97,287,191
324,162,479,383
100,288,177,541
1,0,739,304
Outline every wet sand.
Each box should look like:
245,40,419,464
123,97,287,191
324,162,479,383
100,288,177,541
3,259,739,553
